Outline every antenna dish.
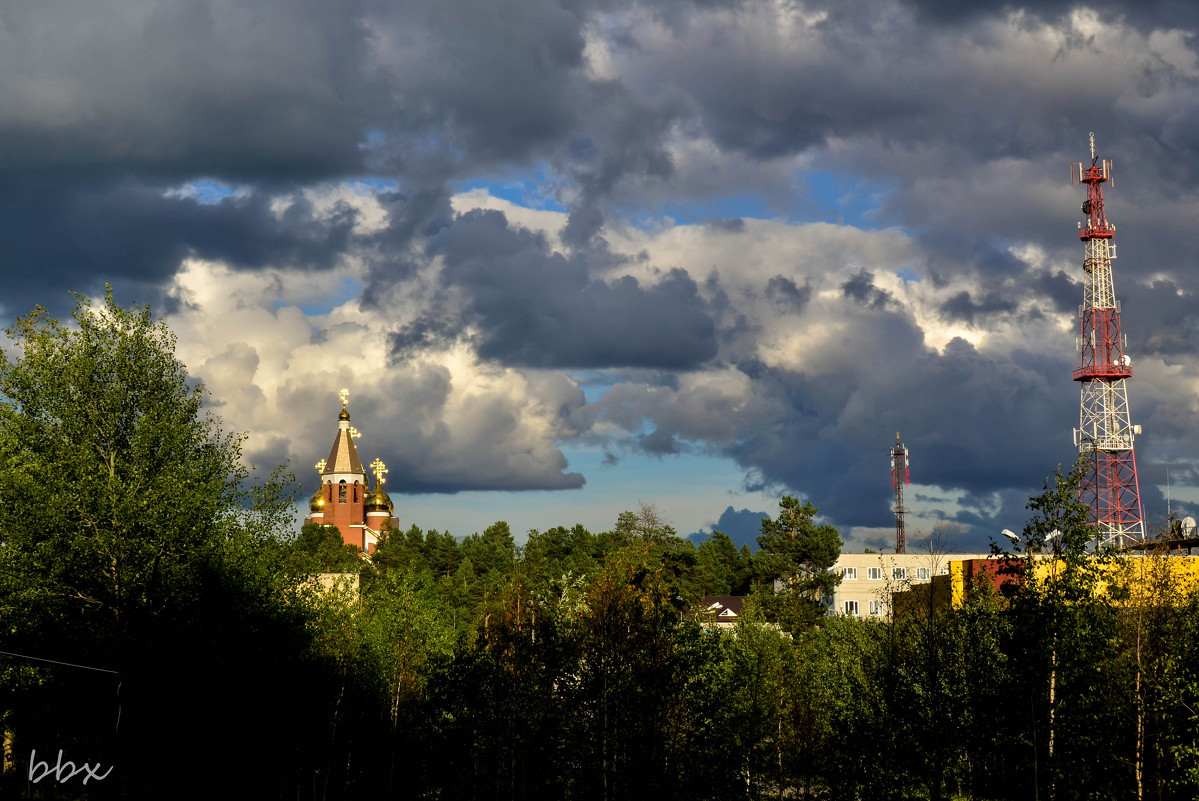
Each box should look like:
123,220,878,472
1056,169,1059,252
1183,517,1196,537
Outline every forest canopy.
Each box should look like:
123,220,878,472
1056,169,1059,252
3,294,1199,801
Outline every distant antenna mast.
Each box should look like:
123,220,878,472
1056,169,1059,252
1070,133,1144,547
891,432,910,553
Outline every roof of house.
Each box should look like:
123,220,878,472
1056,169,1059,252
700,595,745,619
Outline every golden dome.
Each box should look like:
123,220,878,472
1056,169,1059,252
365,486,393,514
309,489,326,513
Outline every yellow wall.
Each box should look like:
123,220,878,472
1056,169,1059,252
948,554,1199,608
950,561,966,609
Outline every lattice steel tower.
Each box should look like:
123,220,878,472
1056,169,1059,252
1071,133,1144,547
891,432,909,554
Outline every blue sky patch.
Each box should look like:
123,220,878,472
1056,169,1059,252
168,179,246,205
799,170,892,229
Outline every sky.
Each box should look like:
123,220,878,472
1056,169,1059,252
2,0,1199,552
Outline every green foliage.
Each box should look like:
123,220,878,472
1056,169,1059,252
9,293,1199,800
460,520,516,579
522,524,602,588
695,530,753,595
0,289,245,629
0,290,342,800
1003,465,1128,801
754,495,842,633
291,522,364,573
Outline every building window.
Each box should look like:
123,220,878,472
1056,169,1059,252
914,567,931,581
339,480,347,503
867,567,883,581
869,600,886,616
842,567,858,580
843,600,859,616
892,567,907,581
353,482,359,502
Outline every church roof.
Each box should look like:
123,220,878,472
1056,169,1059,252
325,428,364,476
324,426,364,476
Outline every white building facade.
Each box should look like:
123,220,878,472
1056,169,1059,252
827,552,990,618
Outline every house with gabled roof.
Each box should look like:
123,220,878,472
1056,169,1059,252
695,595,745,630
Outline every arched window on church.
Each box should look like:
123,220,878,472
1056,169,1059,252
339,480,347,503
353,482,359,502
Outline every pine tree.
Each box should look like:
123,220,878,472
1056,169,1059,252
754,495,842,633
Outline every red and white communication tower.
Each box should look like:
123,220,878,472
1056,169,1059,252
891,432,909,554
1071,133,1144,547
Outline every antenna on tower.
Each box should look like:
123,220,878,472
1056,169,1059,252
1167,464,1172,521
1070,134,1144,548
890,432,910,554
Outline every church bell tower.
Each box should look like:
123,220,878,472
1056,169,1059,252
305,388,398,551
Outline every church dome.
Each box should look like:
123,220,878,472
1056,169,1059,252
365,486,393,514
309,488,326,513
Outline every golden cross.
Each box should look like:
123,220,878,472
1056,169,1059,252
370,457,388,485
315,458,327,473
338,387,350,409
349,426,361,439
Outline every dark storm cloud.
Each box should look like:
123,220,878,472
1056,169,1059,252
1032,271,1082,315
248,436,293,477
688,506,767,549
287,362,587,495
639,427,682,456
363,0,588,172
0,0,371,312
939,290,1017,325
895,0,1199,32
0,0,368,181
609,0,1198,309
1122,279,1199,359
593,294,1082,547
721,335,1078,548
841,269,895,309
561,206,607,249
765,275,812,312
0,0,689,312
391,209,719,369
0,180,360,315
3,0,1198,527
5,0,1197,292
704,218,746,233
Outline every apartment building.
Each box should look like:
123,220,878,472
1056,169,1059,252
829,551,990,618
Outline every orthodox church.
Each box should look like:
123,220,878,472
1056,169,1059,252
305,389,398,552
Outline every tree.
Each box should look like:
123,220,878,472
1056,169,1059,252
0,289,329,799
1108,530,1199,800
291,522,364,573
522,524,601,590
460,520,516,578
754,496,842,633
568,543,685,801
0,290,246,630
695,530,752,596
1000,465,1128,801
